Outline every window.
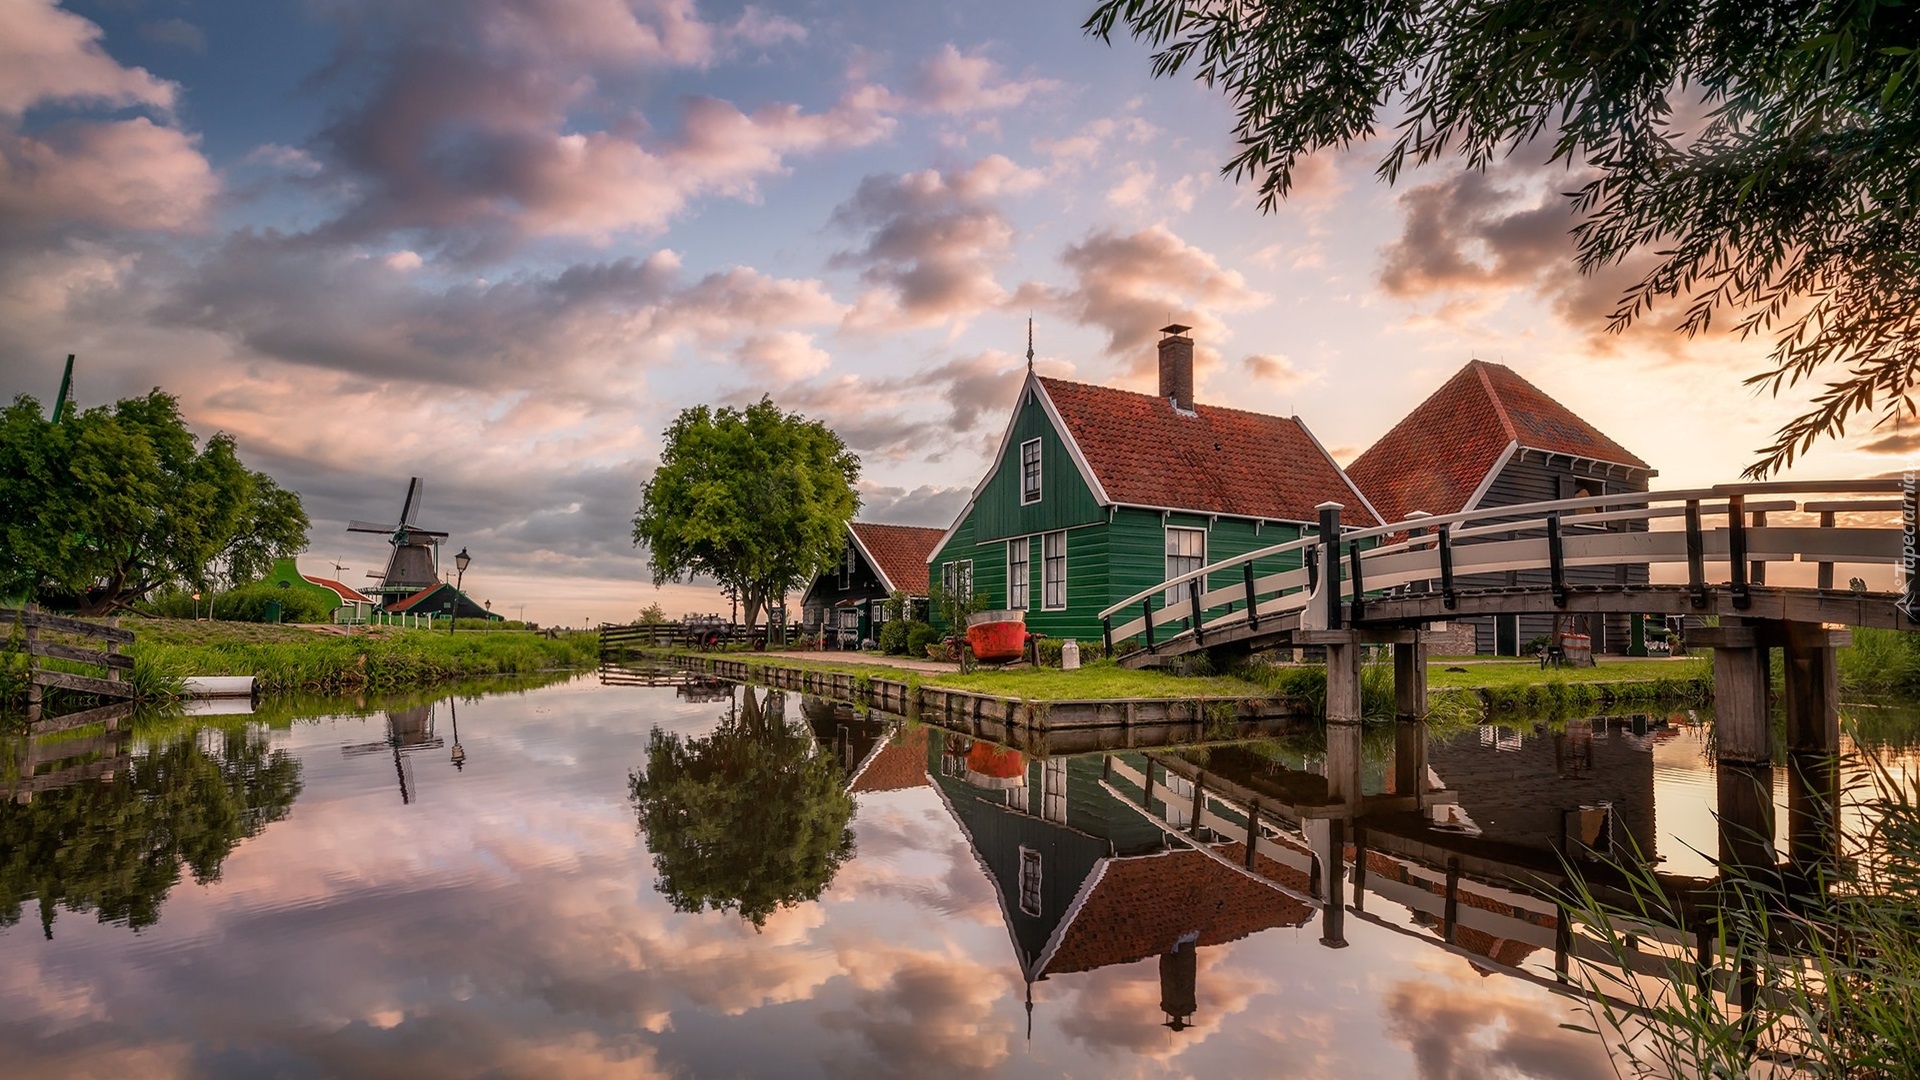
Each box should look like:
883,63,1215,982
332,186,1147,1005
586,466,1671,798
1018,847,1043,916
1042,531,1067,610
1165,527,1207,605
942,560,973,601
1008,539,1029,610
1020,438,1042,504
872,600,886,625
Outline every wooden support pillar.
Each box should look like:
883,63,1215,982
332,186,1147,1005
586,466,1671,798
1394,720,1428,801
1697,620,1773,765
1308,817,1348,948
1393,640,1426,722
1325,641,1363,724
1782,621,1841,756
1716,761,1778,874
1325,718,1364,807
1786,750,1841,886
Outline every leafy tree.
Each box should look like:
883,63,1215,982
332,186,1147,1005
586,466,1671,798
0,725,303,937
0,390,311,614
628,686,856,928
632,397,860,633
1085,0,1920,474
638,601,670,626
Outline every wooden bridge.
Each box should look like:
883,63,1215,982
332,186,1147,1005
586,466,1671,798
1098,478,1914,766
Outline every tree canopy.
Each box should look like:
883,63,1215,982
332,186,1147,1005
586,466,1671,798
628,687,856,928
632,397,860,629
0,390,311,614
1086,0,1920,474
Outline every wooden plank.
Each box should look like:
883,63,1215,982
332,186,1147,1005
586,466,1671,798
27,640,135,670
1,609,136,642
29,700,136,734
29,669,136,699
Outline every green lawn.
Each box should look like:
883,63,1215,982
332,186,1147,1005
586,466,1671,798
1426,656,1710,689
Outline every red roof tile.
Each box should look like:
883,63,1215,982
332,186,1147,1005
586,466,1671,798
849,522,943,595
850,727,931,793
301,574,372,604
1347,360,1651,525
1037,377,1379,526
1042,848,1310,976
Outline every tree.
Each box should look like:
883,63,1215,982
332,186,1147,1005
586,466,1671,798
0,390,311,614
1085,0,1920,474
632,397,860,632
628,686,856,928
637,601,669,626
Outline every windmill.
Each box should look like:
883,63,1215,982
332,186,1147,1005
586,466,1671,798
348,477,449,603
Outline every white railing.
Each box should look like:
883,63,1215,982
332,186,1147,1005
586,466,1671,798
1097,479,1909,655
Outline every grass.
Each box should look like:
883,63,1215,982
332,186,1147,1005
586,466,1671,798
120,619,599,695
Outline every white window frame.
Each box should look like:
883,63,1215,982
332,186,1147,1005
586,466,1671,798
942,559,974,602
1007,539,1029,610
1018,846,1043,916
1042,530,1067,610
1164,526,1207,606
1020,438,1043,505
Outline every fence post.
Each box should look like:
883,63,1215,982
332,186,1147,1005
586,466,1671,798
24,602,41,722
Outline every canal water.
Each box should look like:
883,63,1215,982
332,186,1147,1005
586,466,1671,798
4,674,1914,1079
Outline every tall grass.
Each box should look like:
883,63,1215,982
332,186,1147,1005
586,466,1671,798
1838,626,1920,695
1562,743,1920,1078
127,629,598,694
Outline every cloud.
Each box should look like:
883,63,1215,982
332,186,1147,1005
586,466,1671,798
139,18,208,55
1381,973,1613,1080
297,1,890,252
912,44,1058,116
833,157,1042,331
1242,353,1320,390
1041,224,1269,383
0,3,213,241
1858,431,1920,456
761,349,1045,461
0,0,177,116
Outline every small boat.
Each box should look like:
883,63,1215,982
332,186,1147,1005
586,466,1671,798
965,609,1027,663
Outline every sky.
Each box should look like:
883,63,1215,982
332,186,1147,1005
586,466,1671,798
0,0,1899,625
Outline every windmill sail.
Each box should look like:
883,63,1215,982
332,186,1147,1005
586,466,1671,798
348,476,447,600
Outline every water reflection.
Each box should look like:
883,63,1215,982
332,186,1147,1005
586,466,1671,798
1,719,301,937
630,685,857,927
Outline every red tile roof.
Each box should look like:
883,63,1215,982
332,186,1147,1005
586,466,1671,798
1037,377,1380,526
850,727,931,793
849,522,944,595
1347,360,1651,525
302,574,372,604
1042,848,1310,976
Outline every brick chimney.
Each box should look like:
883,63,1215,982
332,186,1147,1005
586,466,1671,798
1157,323,1194,413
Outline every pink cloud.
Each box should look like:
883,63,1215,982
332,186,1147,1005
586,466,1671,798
0,118,216,231
913,44,1059,116
0,0,177,116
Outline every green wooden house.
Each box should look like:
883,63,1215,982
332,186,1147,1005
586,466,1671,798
928,327,1379,645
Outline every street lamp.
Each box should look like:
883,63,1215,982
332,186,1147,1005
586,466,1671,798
449,547,472,635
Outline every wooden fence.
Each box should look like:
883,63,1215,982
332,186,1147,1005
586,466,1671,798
598,621,808,656
5,605,135,721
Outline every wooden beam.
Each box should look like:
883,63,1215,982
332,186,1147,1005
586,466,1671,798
29,669,136,699
27,640,135,670
1,609,136,642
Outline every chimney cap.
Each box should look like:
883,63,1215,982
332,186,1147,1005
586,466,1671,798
1159,322,1192,337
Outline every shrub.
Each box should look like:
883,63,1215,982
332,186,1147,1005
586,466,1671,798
145,582,335,624
877,619,911,655
905,621,939,658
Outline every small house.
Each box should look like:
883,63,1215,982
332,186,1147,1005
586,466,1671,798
264,557,376,623
1345,360,1657,655
799,521,945,647
927,326,1378,645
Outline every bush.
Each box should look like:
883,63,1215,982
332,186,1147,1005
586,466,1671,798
905,621,939,658
877,619,911,655
147,582,335,624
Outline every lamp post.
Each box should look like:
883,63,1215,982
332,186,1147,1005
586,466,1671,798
448,695,465,770
449,547,471,635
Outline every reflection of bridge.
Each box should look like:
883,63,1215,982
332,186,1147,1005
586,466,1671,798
1101,480,1899,771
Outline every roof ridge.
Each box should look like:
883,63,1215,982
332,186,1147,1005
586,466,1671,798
1471,359,1519,443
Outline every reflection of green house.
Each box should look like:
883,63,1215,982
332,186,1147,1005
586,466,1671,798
930,740,1308,1029
264,557,375,623
928,328,1378,643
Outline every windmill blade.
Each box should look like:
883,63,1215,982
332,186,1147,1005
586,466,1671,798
399,477,424,526
348,520,399,533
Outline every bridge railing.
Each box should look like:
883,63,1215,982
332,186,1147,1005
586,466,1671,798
1096,479,1910,658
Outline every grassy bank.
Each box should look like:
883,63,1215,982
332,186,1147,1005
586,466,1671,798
125,619,598,695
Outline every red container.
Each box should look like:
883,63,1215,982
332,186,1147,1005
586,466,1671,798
966,612,1028,663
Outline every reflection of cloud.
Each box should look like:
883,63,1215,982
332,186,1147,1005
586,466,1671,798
819,941,1018,1078
1053,949,1269,1060
1381,970,1612,1080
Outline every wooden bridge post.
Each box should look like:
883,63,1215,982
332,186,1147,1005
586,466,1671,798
1783,621,1845,882
1393,639,1426,722
1326,716,1363,806
1394,720,1428,802
1696,619,1772,765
